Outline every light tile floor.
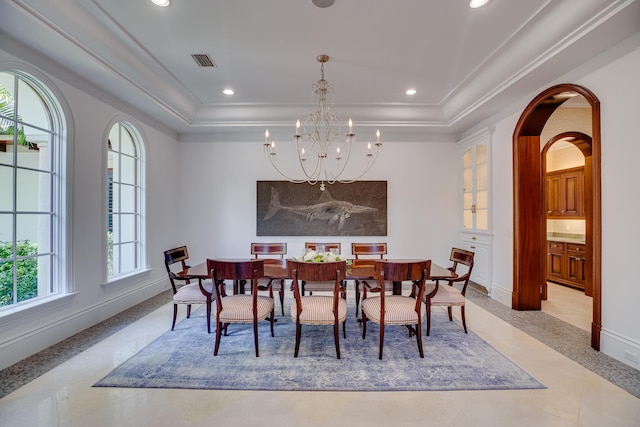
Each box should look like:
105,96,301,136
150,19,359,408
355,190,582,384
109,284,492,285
1,286,639,427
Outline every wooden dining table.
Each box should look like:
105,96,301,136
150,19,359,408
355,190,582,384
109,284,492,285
176,258,455,295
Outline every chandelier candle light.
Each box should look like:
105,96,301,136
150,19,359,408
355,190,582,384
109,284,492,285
264,55,381,191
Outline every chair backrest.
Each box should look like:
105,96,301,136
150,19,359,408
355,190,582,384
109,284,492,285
376,259,431,308
305,242,341,253
450,248,474,276
207,259,265,282
288,260,346,305
164,246,190,292
251,242,287,258
352,243,387,259
448,248,475,294
207,259,265,301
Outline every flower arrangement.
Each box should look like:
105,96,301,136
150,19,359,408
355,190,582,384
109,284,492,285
294,250,351,265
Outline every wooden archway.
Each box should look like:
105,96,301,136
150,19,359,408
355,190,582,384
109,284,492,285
513,84,602,350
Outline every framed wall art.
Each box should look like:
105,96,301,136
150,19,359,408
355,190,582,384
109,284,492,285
256,181,387,236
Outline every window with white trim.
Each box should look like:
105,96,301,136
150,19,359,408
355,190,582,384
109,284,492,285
107,122,144,279
0,70,66,309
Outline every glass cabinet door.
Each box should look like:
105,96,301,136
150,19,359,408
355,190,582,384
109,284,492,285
460,137,489,231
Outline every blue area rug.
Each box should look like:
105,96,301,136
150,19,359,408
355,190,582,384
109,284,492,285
94,303,545,392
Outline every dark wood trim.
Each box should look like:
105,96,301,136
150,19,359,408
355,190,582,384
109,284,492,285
513,84,601,350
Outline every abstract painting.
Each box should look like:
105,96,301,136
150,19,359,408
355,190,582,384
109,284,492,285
256,181,387,236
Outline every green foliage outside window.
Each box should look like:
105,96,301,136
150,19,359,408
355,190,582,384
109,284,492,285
0,240,38,307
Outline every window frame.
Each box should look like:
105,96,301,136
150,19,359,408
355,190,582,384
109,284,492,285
104,117,147,283
0,61,72,314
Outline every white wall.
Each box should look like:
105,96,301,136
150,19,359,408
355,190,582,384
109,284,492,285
0,48,180,370
489,36,640,368
177,140,460,268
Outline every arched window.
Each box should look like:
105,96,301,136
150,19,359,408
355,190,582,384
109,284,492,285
0,70,68,309
107,121,145,279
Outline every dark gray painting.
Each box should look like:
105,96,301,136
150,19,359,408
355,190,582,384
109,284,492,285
257,181,387,236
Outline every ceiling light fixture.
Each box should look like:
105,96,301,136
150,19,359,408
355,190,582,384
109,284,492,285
469,0,489,8
151,0,170,7
222,89,235,95
312,0,335,8
406,89,417,95
264,55,381,191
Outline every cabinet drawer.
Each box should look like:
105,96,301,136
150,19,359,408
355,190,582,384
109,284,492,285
566,243,585,253
548,241,564,251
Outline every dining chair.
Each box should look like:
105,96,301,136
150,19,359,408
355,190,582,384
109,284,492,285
351,242,388,316
361,259,431,359
288,259,347,359
302,242,343,296
207,259,274,357
251,242,288,315
424,248,474,336
164,246,214,333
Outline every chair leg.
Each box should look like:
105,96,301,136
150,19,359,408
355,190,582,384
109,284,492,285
279,280,285,316
270,307,275,337
213,321,222,356
415,320,424,358
447,306,453,321
426,301,431,336
461,305,467,333
334,322,341,359
378,322,385,360
354,280,360,317
206,300,211,334
186,304,192,319
253,318,260,357
171,304,178,331
342,319,346,339
361,313,367,339
294,322,302,357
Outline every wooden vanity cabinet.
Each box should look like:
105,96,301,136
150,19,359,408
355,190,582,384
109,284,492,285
546,167,584,218
546,241,587,290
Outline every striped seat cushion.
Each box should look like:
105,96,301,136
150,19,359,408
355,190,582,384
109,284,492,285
361,295,425,325
290,296,347,325
218,295,274,323
428,285,465,306
173,280,213,304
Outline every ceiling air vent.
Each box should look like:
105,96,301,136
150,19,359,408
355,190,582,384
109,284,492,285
191,54,216,68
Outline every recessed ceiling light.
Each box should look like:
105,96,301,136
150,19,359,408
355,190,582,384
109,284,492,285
469,0,489,8
151,0,170,7
223,89,235,95
405,89,417,96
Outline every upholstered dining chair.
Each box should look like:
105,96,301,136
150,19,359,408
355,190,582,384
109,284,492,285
288,260,347,359
351,242,388,316
302,242,343,296
207,259,274,357
164,246,214,332
251,242,288,316
361,259,431,359
424,248,474,336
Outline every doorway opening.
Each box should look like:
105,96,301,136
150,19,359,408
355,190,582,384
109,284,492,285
512,84,601,350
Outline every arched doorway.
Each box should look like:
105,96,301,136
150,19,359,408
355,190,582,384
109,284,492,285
512,84,602,350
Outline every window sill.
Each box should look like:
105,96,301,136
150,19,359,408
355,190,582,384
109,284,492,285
0,292,79,322
102,268,152,286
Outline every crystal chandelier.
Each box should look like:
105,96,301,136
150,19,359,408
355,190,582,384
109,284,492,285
264,55,381,191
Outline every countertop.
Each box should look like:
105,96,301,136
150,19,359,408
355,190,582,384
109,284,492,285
547,233,586,244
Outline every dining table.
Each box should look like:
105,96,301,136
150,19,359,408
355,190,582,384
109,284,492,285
176,258,455,295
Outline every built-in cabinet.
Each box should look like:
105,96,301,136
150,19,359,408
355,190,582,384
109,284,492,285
546,240,587,290
546,166,585,218
458,128,493,291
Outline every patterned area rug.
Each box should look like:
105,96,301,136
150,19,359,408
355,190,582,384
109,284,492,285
94,305,545,392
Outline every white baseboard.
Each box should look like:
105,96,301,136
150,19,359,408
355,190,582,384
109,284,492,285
600,328,640,370
0,278,168,371
489,283,512,307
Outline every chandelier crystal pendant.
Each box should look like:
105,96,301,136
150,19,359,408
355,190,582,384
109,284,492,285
264,54,381,191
